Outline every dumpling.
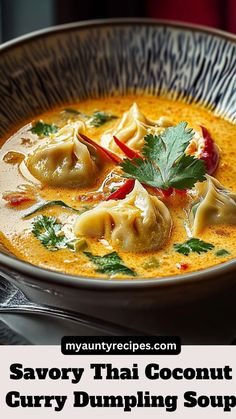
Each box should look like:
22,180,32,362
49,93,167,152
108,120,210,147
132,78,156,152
101,103,172,152
74,180,172,252
25,122,100,187
190,175,236,235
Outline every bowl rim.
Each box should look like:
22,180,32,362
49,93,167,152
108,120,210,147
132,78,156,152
0,17,235,290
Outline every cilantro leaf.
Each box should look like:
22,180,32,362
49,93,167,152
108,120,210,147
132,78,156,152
143,122,193,168
32,215,89,252
31,121,58,137
120,122,206,190
88,111,117,127
32,215,67,251
168,155,206,189
84,251,136,276
174,238,214,256
121,158,160,187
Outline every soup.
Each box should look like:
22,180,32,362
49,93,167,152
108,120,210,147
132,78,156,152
0,95,236,279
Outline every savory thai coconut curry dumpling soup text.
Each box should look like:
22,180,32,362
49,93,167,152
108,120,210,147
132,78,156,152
0,95,236,279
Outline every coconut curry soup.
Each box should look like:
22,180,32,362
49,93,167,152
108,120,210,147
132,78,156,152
0,95,236,279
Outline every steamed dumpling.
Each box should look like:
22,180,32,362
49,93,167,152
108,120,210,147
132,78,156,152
25,122,99,187
74,180,172,252
190,175,236,235
101,103,172,152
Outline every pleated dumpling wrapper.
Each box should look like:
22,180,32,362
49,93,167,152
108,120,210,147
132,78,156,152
25,122,100,187
190,175,236,235
101,102,172,152
74,180,172,252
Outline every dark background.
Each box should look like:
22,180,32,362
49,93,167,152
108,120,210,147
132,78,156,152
0,0,235,43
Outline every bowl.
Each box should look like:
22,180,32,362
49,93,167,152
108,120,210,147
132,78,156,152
0,19,236,343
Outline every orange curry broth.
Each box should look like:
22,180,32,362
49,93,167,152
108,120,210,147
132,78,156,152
0,95,236,278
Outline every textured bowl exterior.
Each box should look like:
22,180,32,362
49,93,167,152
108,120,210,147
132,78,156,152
0,20,235,341
0,20,235,136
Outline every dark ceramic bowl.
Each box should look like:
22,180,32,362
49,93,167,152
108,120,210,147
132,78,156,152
0,19,236,343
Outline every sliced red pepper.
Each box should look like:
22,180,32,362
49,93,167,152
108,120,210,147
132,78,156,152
113,136,142,159
199,126,220,175
176,262,189,271
174,188,187,196
106,179,135,200
161,187,174,197
113,136,188,198
3,192,33,207
78,133,122,164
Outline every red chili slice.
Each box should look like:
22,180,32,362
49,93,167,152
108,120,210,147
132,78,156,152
78,133,122,164
199,126,220,175
106,179,135,200
113,136,142,159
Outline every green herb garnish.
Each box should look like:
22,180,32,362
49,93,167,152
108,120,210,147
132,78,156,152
88,111,117,127
63,108,89,118
120,122,206,190
32,215,88,252
23,200,86,218
215,249,230,257
31,121,58,137
174,238,214,256
32,215,67,251
84,251,136,276
63,108,81,115
67,238,87,252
